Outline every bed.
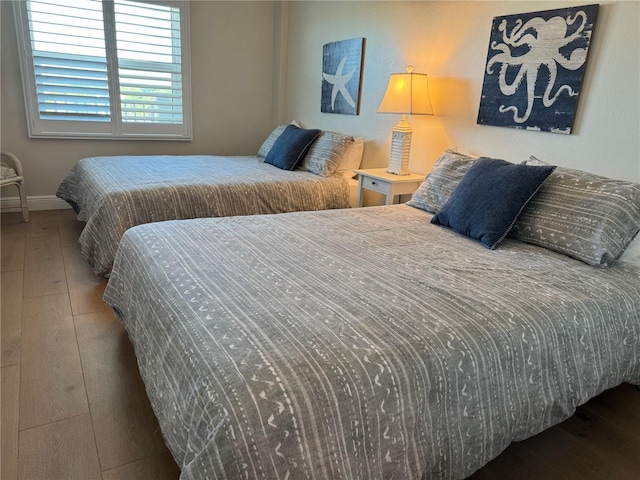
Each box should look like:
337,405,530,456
103,151,640,479
57,126,363,275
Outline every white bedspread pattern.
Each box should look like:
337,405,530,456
104,205,640,479
56,155,350,275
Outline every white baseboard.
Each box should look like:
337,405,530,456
1,195,71,212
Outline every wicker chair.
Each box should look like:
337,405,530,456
1,152,29,222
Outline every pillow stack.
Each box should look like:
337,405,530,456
257,123,364,177
264,125,321,171
408,150,640,267
430,157,556,249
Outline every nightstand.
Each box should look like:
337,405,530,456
354,168,424,207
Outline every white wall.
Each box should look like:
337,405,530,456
282,1,640,182
3,1,638,204
0,1,276,199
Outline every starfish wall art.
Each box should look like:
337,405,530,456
321,38,364,115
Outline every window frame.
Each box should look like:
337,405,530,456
13,0,192,141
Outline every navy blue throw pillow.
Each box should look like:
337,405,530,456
431,157,556,249
265,125,321,170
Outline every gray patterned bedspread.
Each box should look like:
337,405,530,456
103,204,640,480
56,155,350,275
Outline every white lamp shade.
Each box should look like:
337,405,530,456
377,72,434,115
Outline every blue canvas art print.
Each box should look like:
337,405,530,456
477,4,599,134
321,38,364,115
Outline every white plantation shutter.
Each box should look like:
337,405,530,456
115,0,184,125
34,52,111,122
14,0,191,140
27,1,110,123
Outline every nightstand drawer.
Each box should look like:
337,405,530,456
354,168,424,207
362,175,390,194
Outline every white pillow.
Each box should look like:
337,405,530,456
336,137,364,179
618,234,640,267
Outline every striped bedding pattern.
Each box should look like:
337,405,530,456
103,204,640,480
56,155,350,275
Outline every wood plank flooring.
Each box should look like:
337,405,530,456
1,209,639,480
1,210,179,480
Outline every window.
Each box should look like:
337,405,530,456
14,0,191,140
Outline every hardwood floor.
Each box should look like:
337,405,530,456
1,209,639,480
1,210,179,480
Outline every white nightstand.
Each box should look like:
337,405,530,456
354,168,425,207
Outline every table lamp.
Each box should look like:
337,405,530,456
377,66,434,175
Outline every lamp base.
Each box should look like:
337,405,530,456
386,130,412,175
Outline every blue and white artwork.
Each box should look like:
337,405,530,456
321,38,364,115
477,4,599,134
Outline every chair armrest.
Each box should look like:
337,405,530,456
1,152,24,177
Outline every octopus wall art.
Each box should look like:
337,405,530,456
477,4,599,134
